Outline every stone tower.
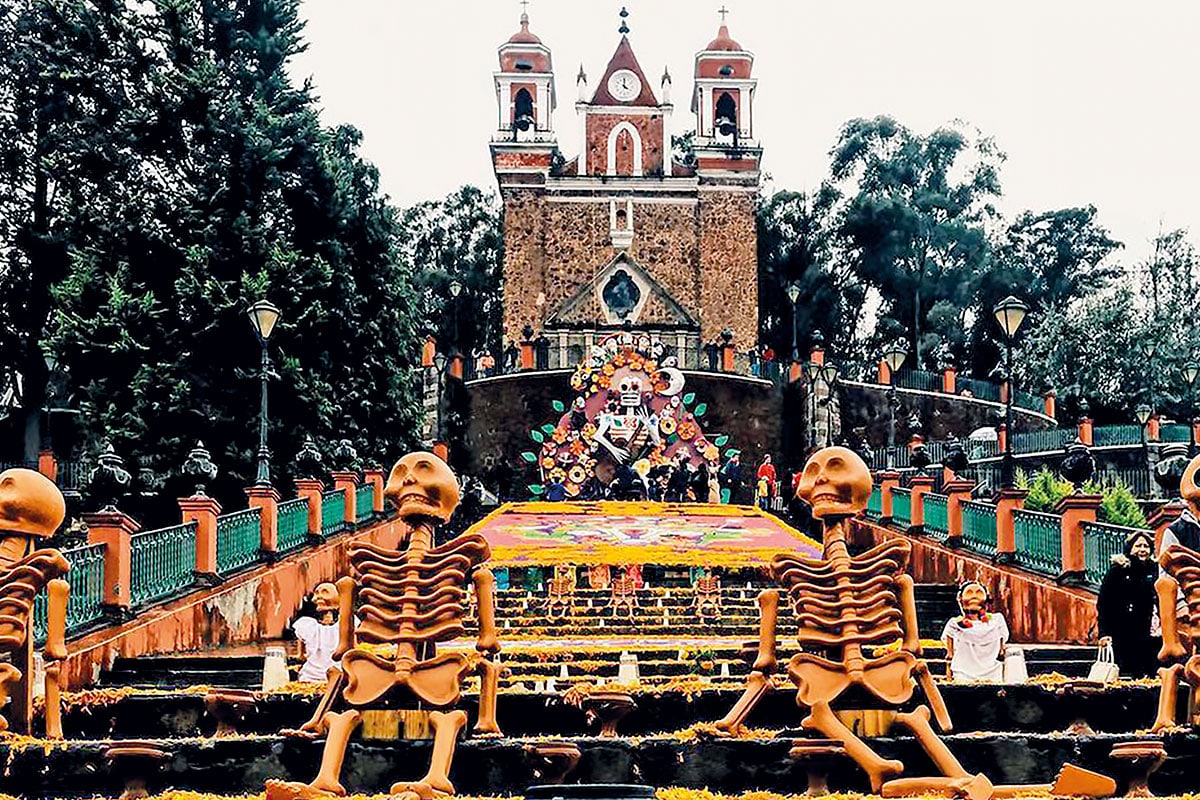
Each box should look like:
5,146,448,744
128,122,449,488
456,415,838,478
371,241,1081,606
491,10,762,363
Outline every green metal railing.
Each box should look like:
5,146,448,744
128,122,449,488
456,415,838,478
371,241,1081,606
956,377,1001,402
924,493,949,540
895,369,941,393
32,542,108,645
277,497,310,552
1161,423,1191,443
962,500,998,556
1013,428,1073,454
356,483,375,523
1015,391,1044,412
216,507,262,575
1012,508,1062,576
1092,425,1143,447
866,486,883,519
130,521,197,609
321,489,347,536
891,488,912,528
1083,521,1145,588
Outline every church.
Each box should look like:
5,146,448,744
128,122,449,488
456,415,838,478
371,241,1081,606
490,8,763,364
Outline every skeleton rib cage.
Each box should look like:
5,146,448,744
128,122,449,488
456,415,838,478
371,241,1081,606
0,550,68,651
348,534,489,647
1164,547,1200,631
771,539,912,651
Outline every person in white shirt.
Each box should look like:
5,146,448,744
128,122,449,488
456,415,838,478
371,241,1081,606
942,580,1009,683
292,583,345,683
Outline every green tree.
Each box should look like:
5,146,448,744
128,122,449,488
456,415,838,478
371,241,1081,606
824,116,1003,370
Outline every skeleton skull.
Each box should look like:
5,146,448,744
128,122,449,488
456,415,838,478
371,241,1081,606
618,376,643,408
1182,454,1200,516
312,582,339,612
384,452,461,523
796,446,872,519
0,468,66,539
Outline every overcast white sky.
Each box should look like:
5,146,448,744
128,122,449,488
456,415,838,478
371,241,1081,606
292,0,1199,265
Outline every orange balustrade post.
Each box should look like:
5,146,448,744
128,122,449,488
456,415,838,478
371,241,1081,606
1078,417,1094,446
1043,390,1056,419
246,484,281,557
362,468,386,513
943,480,976,547
421,336,436,368
294,478,325,537
809,345,825,367
877,360,890,385
331,470,359,526
180,494,222,579
1148,415,1161,442
997,423,1008,456
878,471,901,525
37,449,57,482
1055,494,1101,584
994,488,1027,563
908,475,935,534
84,509,140,611
941,367,956,394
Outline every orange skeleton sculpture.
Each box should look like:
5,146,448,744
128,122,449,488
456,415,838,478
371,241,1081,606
1151,454,1200,731
0,468,70,737
693,569,721,623
267,453,500,800
609,570,638,621
716,448,1114,800
546,564,576,620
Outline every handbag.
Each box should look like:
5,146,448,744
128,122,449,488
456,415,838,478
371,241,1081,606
1086,642,1121,684
1002,645,1028,684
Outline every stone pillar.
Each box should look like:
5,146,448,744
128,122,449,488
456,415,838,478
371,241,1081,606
721,341,735,372
789,359,802,384
1055,494,1101,584
1000,380,1010,405
997,424,1008,455
994,489,1027,563
362,468,386,513
877,471,901,524
877,360,890,385
809,345,825,367
37,450,57,482
294,478,325,537
941,367,956,394
331,470,359,526
421,336,436,368
520,337,535,371
246,484,281,557
1078,417,1094,446
449,352,464,381
1043,390,1056,419
908,475,935,534
180,494,222,579
1148,415,1161,442
84,509,141,611
944,480,976,547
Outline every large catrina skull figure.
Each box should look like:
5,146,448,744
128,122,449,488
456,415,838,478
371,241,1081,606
384,452,461,523
0,468,66,540
796,446,872,519
1180,453,1200,517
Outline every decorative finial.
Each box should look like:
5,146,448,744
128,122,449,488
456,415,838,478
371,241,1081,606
618,6,629,35
718,4,729,22
519,0,530,24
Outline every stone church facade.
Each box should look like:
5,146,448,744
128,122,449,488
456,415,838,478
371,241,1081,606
490,11,762,364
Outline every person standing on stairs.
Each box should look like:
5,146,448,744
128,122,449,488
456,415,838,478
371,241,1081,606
1097,529,1161,678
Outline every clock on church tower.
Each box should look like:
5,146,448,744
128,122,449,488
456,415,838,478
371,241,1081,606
607,69,641,102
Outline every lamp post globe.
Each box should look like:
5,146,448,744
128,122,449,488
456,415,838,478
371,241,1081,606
992,296,1028,489
1185,363,1200,455
1135,403,1153,426
248,299,282,486
992,296,1029,341
1184,364,1200,387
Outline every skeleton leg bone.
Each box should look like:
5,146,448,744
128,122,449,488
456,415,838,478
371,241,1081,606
308,710,363,795
1156,574,1186,662
913,662,952,732
1153,664,1184,732
895,575,922,656
391,709,467,799
801,701,903,793
474,658,501,735
287,667,347,737
714,671,773,735
0,663,19,733
892,707,973,780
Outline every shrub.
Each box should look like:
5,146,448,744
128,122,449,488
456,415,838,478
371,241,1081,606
1098,480,1147,529
1023,467,1075,512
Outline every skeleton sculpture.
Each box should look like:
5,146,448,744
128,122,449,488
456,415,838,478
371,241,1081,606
546,564,576,620
716,448,1113,800
267,452,500,800
1151,454,1200,731
693,568,721,624
609,569,638,622
592,375,661,464
0,468,70,737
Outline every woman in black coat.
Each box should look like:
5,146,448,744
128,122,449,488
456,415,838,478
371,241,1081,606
1096,529,1160,678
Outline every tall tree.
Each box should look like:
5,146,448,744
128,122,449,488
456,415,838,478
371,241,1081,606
824,116,1003,370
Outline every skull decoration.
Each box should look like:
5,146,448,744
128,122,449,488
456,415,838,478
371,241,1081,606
618,376,643,408
1181,453,1200,516
384,452,461,523
312,582,339,612
0,469,67,539
796,446,872,519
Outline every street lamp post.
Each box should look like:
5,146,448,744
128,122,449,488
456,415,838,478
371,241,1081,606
805,361,840,451
786,283,801,360
449,279,463,346
1184,363,1200,456
883,346,907,470
1136,402,1153,454
247,300,282,486
993,296,1029,489
434,352,448,442
819,363,840,447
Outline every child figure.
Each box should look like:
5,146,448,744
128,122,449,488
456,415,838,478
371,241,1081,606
292,583,344,683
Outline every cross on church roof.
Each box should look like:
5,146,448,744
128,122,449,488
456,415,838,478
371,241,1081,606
718,5,729,22
618,6,630,35
519,0,529,22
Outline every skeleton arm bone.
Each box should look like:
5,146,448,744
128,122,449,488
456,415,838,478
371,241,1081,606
753,588,779,673
592,414,630,462
473,568,500,655
1157,572,1186,662
895,574,922,656
334,576,356,660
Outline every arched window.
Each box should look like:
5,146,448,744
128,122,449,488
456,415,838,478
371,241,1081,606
715,91,737,132
514,88,534,127
615,208,628,229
